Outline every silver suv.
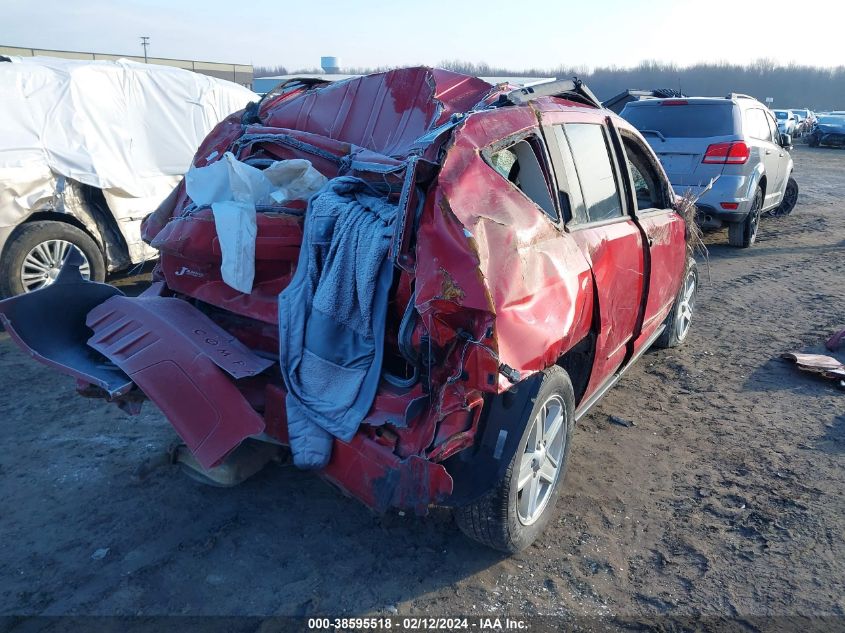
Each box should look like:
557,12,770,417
621,94,798,248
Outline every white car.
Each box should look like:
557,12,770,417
0,56,256,296
772,109,798,136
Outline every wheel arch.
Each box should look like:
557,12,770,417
445,301,597,507
743,160,766,205
556,331,596,409
443,371,545,507
0,209,101,266
8,184,131,273
18,210,102,246
443,347,588,508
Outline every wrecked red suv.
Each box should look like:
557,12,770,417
0,68,697,552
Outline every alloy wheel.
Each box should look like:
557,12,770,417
749,193,762,242
675,268,696,342
773,181,798,216
20,239,91,292
517,395,567,525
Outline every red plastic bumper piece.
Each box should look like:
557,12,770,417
86,296,270,468
321,434,453,515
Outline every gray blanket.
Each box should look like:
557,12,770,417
278,177,397,468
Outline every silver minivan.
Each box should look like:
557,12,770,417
621,95,798,248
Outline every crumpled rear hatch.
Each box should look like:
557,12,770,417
0,68,495,506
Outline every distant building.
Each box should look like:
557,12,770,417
0,44,253,87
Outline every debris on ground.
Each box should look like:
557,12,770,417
90,548,110,560
826,328,845,352
609,415,636,428
781,351,845,388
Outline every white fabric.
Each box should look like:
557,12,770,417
185,153,327,293
0,56,256,198
264,160,328,203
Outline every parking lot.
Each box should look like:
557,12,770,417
0,143,842,619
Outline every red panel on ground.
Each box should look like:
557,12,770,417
86,296,267,468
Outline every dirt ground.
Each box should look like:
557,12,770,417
0,145,843,623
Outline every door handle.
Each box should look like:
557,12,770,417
648,236,654,247
765,149,772,155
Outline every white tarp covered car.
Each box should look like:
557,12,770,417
0,55,256,295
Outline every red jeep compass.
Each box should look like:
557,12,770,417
0,67,697,552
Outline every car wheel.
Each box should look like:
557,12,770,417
454,366,575,553
0,221,105,297
727,187,762,248
808,135,819,148
654,257,698,349
771,177,798,217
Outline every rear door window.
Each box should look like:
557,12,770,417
487,137,558,220
620,134,668,211
765,112,780,141
559,123,623,223
744,108,772,141
622,103,736,138
549,127,587,224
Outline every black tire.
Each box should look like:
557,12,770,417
654,257,698,349
771,177,798,217
455,366,575,553
0,221,105,297
808,135,819,148
727,187,762,248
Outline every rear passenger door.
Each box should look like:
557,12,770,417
763,110,789,204
543,115,646,398
745,107,783,207
612,125,687,350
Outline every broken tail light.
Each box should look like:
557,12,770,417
702,141,750,165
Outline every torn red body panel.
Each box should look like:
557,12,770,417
86,295,269,468
0,67,690,517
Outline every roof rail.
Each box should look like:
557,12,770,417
727,93,756,101
601,88,685,113
501,78,602,109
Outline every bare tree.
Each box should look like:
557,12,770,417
255,60,845,109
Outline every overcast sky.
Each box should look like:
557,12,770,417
3,0,843,70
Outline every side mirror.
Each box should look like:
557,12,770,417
780,133,792,148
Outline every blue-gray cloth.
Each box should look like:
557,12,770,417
278,177,396,468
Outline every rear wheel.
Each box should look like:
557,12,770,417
0,221,105,297
654,258,698,349
808,135,819,148
771,177,798,216
455,366,575,553
727,187,762,248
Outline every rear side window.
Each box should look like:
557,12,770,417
622,103,736,138
620,134,667,211
487,138,557,220
560,123,623,223
744,108,772,141
765,112,779,140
